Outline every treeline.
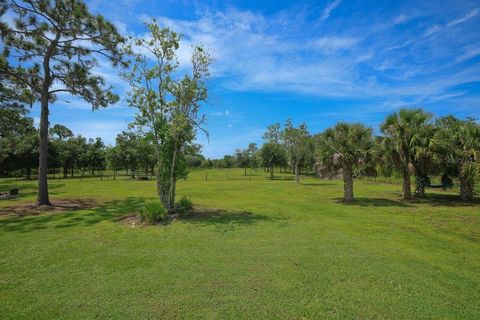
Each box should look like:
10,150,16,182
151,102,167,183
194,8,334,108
0,105,204,179
1,107,110,178
245,109,479,202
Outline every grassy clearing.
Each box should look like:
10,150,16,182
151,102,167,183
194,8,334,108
0,169,479,319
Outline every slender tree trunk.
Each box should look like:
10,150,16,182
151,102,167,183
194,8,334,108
37,93,50,205
270,166,274,179
415,175,426,198
402,166,411,200
71,166,74,178
26,167,31,180
167,145,178,212
294,162,300,184
343,166,354,201
459,176,474,201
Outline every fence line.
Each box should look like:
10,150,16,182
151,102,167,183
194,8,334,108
5,168,304,182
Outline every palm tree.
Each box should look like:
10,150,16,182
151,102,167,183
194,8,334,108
411,123,439,197
380,108,432,200
435,116,480,201
318,122,373,201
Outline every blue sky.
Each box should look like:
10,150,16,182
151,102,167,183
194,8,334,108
23,0,480,157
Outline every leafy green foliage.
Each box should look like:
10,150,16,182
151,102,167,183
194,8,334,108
259,142,287,178
139,200,167,224
379,108,433,199
122,21,213,211
175,196,193,215
316,122,373,200
1,0,126,204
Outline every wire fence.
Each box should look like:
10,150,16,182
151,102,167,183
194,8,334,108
4,168,299,182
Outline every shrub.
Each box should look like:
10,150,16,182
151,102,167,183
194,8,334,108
139,200,167,224
176,197,193,215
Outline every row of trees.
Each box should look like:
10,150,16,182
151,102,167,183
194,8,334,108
0,107,177,179
0,109,111,178
1,0,478,209
254,109,480,202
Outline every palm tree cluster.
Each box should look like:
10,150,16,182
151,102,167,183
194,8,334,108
315,108,480,202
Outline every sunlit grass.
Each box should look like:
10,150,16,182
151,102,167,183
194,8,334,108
0,170,479,319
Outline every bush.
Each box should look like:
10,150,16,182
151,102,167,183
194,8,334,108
176,197,193,215
139,200,167,224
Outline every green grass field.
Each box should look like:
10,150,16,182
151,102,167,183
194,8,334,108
0,169,479,319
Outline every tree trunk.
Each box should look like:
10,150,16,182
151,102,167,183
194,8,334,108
37,94,50,205
294,162,300,184
343,166,354,201
415,175,426,198
459,176,474,201
71,166,74,178
270,166,274,179
26,167,31,180
402,166,411,200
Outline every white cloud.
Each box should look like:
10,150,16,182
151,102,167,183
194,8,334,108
456,47,480,62
60,120,129,145
425,8,479,37
211,110,231,116
447,8,479,27
320,0,342,21
314,36,359,52
425,24,442,36
393,14,409,25
33,117,40,128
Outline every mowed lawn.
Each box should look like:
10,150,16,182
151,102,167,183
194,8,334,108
0,170,479,319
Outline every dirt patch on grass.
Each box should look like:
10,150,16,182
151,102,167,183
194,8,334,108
119,206,259,228
0,199,99,217
118,214,146,228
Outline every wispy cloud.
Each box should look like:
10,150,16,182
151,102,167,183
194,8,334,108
320,0,342,21
393,14,409,25
314,36,359,52
456,47,480,62
447,8,479,27
425,8,479,36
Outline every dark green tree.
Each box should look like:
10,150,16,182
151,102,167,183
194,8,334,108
317,123,373,201
260,142,287,179
1,0,126,205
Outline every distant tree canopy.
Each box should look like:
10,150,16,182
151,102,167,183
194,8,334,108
2,107,479,202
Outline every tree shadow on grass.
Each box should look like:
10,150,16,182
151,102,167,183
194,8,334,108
416,193,480,207
0,197,145,233
334,197,414,207
302,182,338,187
181,208,277,232
0,182,65,198
0,198,277,233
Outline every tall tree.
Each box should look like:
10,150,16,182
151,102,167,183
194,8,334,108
259,142,287,179
435,116,480,201
380,108,432,200
318,123,373,201
247,143,258,170
283,119,310,183
262,123,282,144
1,0,126,205
122,21,212,212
